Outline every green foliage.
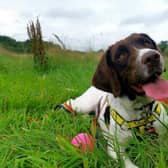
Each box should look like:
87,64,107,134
0,35,60,54
158,41,168,52
158,41,168,56
0,36,32,53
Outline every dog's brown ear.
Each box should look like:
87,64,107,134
92,47,121,97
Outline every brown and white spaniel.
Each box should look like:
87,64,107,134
61,33,168,168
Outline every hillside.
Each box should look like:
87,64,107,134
0,35,62,54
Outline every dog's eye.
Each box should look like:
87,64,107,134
137,33,157,49
139,37,156,49
143,39,152,46
139,38,150,45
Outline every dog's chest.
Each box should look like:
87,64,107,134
97,95,161,136
108,95,153,121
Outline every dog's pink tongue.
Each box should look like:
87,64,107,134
142,77,168,100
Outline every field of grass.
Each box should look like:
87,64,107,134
0,47,168,168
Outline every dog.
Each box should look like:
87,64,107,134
60,33,168,168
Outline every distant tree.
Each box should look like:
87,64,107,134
158,41,168,52
27,18,48,70
0,35,32,53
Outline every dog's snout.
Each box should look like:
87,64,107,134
142,51,160,65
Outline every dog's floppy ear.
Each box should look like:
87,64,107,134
92,46,121,97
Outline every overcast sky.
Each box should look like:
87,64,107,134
0,0,168,51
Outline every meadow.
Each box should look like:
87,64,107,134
0,46,168,168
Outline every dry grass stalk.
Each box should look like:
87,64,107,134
27,18,48,70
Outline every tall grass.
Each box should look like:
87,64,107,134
0,48,167,167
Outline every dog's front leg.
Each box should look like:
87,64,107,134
64,86,108,114
107,141,138,168
105,127,138,168
99,120,138,167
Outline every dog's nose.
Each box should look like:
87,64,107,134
142,51,160,65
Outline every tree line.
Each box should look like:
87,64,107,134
0,35,32,53
158,41,168,56
0,35,167,56
0,35,60,54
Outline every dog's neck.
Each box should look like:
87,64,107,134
109,95,154,121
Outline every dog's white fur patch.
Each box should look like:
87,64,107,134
66,86,167,168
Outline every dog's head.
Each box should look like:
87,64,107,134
92,33,165,99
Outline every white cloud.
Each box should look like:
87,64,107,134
121,9,168,26
0,0,167,51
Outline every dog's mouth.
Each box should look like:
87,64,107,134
131,73,159,93
131,73,168,100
